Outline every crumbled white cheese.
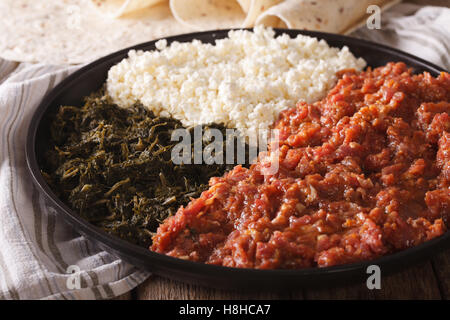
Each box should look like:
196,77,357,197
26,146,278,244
107,26,366,137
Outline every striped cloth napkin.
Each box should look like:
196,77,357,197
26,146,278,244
0,3,448,300
351,3,450,71
0,61,150,300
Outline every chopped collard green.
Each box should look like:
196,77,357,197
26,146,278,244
41,89,249,247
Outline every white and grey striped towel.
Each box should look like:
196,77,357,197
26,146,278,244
0,3,448,300
351,3,450,71
0,61,150,300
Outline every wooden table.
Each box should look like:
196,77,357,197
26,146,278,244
113,248,450,299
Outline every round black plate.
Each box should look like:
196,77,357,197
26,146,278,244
26,29,449,291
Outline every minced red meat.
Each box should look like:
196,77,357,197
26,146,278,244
151,62,450,269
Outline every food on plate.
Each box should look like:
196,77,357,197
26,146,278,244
151,63,450,269
41,89,249,247
38,27,449,270
107,27,366,139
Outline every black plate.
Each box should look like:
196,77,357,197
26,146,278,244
26,29,449,291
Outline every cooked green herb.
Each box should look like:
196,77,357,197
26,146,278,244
41,89,249,247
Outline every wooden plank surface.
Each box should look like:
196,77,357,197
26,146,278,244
304,261,442,300
373,261,442,299
136,277,300,300
135,250,450,300
114,292,133,300
431,249,450,299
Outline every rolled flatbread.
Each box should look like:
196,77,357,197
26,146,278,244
169,0,246,29
169,0,281,29
89,0,166,18
256,0,401,34
0,0,187,64
242,0,283,27
0,0,402,64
